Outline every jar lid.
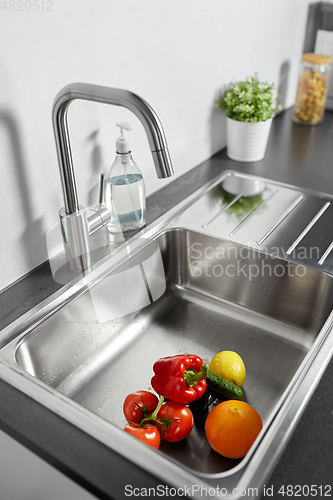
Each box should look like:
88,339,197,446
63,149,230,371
302,53,332,65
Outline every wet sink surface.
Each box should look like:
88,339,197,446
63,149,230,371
14,228,333,475
2,171,333,497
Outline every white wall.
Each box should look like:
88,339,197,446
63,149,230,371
0,0,311,290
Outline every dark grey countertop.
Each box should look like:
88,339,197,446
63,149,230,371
0,107,333,499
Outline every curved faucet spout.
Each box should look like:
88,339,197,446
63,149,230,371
52,82,174,215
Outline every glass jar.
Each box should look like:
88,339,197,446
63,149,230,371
293,53,332,125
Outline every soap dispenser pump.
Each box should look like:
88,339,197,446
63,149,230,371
105,122,146,233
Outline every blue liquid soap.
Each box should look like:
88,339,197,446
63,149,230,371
105,173,146,232
106,122,146,234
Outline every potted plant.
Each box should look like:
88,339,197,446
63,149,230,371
216,74,281,162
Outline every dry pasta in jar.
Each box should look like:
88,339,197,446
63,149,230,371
293,53,332,125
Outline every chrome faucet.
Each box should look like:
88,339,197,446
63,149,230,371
52,82,174,273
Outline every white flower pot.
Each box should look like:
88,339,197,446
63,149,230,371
226,116,273,162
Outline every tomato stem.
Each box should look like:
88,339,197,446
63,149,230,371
139,396,164,427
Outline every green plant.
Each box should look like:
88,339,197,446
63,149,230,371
212,186,265,219
216,74,281,122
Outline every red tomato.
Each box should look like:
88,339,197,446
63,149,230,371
156,401,194,442
123,391,159,424
124,424,161,449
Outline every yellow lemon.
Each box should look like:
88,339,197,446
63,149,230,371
209,351,246,388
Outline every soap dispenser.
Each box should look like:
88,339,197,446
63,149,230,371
105,122,146,233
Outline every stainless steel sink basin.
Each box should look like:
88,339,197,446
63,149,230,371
1,171,333,498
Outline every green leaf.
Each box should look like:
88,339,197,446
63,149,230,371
215,74,282,122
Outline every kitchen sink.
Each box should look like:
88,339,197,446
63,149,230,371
1,171,333,498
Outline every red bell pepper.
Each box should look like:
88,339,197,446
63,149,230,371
151,354,209,404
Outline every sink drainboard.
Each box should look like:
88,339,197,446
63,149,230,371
176,172,333,274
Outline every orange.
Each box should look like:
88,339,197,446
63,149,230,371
204,400,262,459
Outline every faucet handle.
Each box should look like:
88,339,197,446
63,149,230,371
86,173,110,234
98,173,105,204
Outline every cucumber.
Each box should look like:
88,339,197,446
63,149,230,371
206,371,243,401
